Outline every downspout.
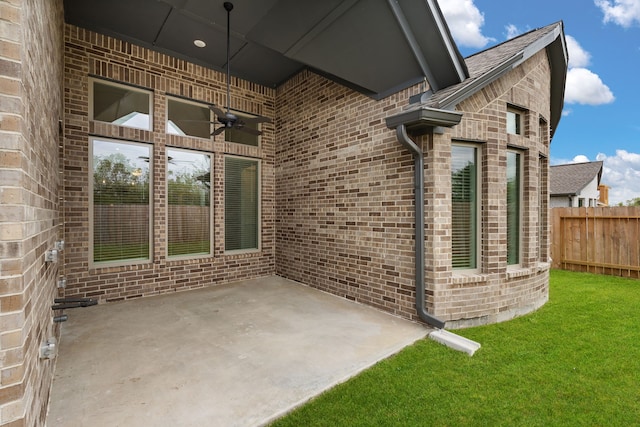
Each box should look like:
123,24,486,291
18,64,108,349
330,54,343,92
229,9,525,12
396,124,445,329
386,107,480,355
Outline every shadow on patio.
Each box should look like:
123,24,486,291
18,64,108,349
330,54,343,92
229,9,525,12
47,276,428,426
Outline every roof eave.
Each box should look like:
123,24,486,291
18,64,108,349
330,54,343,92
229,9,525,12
546,23,568,138
438,53,523,109
438,22,568,135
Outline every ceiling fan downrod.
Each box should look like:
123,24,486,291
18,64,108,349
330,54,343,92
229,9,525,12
224,2,233,118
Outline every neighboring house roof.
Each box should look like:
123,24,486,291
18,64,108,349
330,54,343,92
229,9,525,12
62,0,468,99
412,22,567,138
550,161,603,196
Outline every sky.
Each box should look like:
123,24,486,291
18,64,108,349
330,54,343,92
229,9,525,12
436,0,640,205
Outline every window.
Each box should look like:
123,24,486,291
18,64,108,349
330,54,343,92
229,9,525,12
90,79,152,130
538,117,548,144
224,111,260,147
507,108,522,135
452,144,479,269
507,151,522,265
225,156,260,252
91,138,151,265
167,97,211,139
167,149,211,258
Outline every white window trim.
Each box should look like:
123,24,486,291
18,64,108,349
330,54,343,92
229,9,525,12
165,147,213,260
224,154,262,255
89,136,153,269
89,77,153,131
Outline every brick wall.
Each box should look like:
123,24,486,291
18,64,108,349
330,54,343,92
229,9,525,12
276,51,552,327
432,49,552,327
0,0,64,425
62,25,276,302
275,71,425,320
61,19,551,329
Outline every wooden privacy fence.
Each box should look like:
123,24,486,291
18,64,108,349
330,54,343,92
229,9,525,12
95,205,209,245
551,207,640,278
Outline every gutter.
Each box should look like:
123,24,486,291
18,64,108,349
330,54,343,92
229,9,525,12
386,107,481,356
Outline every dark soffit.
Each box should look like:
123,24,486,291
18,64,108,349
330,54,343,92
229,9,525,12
63,0,468,99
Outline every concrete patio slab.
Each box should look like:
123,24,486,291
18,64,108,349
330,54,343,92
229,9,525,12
47,276,428,426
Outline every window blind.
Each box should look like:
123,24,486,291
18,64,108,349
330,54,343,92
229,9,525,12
451,145,478,269
507,151,521,265
225,157,259,251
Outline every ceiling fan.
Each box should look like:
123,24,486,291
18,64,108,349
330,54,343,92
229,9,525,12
210,1,271,137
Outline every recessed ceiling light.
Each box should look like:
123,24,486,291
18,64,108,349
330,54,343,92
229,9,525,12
194,39,206,48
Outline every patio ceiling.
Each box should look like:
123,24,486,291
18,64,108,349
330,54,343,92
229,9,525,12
63,0,468,99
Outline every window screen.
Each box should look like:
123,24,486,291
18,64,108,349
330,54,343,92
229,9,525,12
92,139,151,264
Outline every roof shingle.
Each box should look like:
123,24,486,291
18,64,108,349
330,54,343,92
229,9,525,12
550,161,603,196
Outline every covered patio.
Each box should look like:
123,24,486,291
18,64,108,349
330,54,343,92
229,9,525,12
47,277,429,426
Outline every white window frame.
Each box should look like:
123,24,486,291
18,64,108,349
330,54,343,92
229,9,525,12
89,137,153,268
89,78,153,131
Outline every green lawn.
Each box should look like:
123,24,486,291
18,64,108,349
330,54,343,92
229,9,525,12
271,270,640,426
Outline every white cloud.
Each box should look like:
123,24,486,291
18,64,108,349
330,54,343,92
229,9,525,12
565,35,591,68
437,2,615,106
595,0,640,27
437,0,495,48
597,150,640,204
572,155,591,163
563,35,614,105
565,68,615,105
505,24,521,39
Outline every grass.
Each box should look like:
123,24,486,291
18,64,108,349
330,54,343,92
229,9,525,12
94,241,210,261
94,243,149,262
271,270,640,426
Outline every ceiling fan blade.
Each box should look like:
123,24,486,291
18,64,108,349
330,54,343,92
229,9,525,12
233,124,262,136
172,119,217,123
210,105,226,118
212,127,226,136
242,115,271,124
